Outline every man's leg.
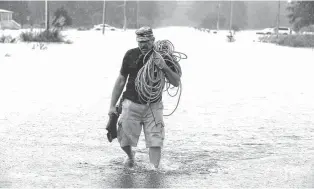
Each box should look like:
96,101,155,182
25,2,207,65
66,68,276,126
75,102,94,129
122,146,135,167
149,147,161,168
144,102,164,169
122,145,134,159
117,99,142,168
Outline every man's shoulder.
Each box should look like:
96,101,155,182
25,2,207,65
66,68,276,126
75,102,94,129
125,47,140,56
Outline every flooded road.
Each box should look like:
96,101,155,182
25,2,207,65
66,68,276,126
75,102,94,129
0,28,313,187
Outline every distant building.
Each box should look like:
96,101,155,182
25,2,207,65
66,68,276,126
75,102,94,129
0,9,21,30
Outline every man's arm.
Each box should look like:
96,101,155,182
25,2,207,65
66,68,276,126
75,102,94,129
108,74,127,115
162,65,181,87
154,54,181,87
109,48,131,115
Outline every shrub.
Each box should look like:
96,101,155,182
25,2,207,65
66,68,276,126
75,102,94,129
232,25,240,32
20,29,67,43
0,35,16,43
0,35,6,43
299,25,314,34
258,34,314,48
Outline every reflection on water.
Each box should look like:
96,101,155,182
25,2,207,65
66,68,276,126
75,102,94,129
0,180,11,188
114,172,135,188
99,149,219,188
145,172,166,188
105,169,168,188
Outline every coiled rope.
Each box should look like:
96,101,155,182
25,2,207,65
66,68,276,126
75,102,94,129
135,40,187,116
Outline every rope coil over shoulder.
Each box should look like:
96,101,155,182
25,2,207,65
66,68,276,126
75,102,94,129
135,40,187,116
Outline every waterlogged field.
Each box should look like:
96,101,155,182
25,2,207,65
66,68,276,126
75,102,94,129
0,27,313,188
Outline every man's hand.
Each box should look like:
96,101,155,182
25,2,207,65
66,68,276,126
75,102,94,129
154,54,167,70
108,106,118,116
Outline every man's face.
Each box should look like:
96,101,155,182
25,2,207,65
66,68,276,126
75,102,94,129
138,39,154,55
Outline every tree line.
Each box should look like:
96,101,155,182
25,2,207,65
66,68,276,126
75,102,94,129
0,1,313,31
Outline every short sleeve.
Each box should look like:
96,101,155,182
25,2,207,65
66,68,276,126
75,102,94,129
120,50,131,77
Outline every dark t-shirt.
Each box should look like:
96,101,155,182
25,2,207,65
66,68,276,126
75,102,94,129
120,47,179,104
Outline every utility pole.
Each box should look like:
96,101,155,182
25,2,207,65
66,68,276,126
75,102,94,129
45,0,49,30
229,0,233,32
123,0,127,31
102,0,106,35
216,1,220,31
276,1,281,38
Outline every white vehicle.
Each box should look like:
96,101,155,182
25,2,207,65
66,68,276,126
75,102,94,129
275,27,294,35
93,24,117,31
256,28,274,35
257,27,295,35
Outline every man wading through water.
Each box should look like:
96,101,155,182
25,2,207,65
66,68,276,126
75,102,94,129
108,26,181,168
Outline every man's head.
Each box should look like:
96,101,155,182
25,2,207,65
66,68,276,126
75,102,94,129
135,26,155,55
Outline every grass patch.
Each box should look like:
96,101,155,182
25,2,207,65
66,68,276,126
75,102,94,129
20,29,67,43
258,34,314,48
0,35,16,43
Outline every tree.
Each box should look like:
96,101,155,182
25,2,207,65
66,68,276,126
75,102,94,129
52,7,72,30
186,1,217,28
232,1,248,29
287,1,314,31
138,1,160,27
185,1,247,29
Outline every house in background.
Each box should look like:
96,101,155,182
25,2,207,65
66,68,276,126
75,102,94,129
0,9,21,30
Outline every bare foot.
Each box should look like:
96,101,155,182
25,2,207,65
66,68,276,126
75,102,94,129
124,151,136,168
